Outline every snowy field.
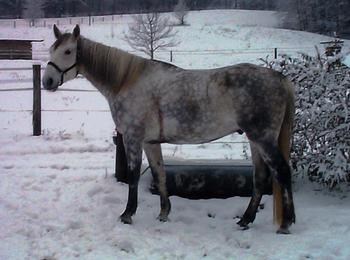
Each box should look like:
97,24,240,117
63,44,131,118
1,9,350,259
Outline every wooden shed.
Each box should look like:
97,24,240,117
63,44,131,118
0,39,43,60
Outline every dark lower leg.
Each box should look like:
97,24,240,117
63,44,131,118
261,144,295,233
237,192,262,228
238,143,270,228
120,163,141,224
277,186,295,234
120,182,139,224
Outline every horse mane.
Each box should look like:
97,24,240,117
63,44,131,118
78,37,148,94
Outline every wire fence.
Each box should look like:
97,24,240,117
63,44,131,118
0,45,318,91
0,45,318,116
0,45,318,65
0,15,134,28
0,62,249,149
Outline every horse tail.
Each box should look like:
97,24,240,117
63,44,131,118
274,79,295,225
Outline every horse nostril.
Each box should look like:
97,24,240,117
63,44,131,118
47,78,53,86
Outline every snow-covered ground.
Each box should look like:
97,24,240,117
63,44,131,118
1,9,350,259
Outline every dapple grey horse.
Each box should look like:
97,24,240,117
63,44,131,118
43,25,295,234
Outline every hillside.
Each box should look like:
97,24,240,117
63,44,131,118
0,9,349,69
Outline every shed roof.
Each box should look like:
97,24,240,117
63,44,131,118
0,38,43,42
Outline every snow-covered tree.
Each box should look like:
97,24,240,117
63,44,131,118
261,51,350,188
124,13,179,60
174,0,189,25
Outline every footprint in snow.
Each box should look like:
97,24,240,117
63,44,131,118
174,215,195,225
87,186,104,197
235,239,251,249
102,195,122,204
66,220,83,230
115,240,135,254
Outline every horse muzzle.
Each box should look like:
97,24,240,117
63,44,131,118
42,76,59,92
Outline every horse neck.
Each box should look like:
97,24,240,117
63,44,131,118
77,37,148,97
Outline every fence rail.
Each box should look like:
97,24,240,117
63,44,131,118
0,109,110,112
0,88,97,92
0,67,46,71
0,14,134,28
0,45,318,66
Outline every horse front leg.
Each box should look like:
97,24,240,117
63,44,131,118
144,143,171,222
238,142,270,229
120,137,142,224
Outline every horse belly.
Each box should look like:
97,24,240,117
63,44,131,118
161,109,239,144
152,72,241,144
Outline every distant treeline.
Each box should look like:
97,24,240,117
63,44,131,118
0,0,278,18
279,0,350,38
1,0,349,38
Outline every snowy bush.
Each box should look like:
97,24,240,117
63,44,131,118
261,51,350,188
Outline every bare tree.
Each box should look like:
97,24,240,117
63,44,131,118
124,13,179,60
174,0,189,25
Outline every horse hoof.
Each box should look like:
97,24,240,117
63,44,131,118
157,214,168,222
120,214,132,224
239,225,250,231
237,219,249,229
276,227,291,234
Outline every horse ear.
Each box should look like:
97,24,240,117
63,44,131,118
73,25,80,38
53,24,61,39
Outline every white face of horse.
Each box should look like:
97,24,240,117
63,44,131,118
42,25,80,91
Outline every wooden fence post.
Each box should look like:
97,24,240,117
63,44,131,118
274,48,278,59
170,51,173,62
113,132,128,183
32,64,41,136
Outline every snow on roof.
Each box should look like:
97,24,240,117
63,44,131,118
0,38,43,42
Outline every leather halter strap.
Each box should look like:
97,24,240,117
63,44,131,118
47,61,78,86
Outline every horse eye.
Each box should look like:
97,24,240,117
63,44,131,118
65,50,71,55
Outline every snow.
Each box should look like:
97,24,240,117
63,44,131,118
343,54,350,67
1,9,350,260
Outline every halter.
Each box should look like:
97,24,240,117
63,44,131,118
47,61,78,86
47,39,81,86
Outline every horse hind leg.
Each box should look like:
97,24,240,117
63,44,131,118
144,143,171,222
257,141,295,234
237,142,271,229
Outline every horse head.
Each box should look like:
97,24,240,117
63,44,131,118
42,25,80,91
